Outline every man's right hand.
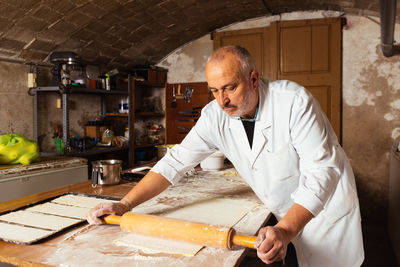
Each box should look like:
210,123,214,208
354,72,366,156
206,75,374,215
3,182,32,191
86,202,130,225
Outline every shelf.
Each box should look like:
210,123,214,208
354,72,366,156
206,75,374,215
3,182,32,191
123,79,164,88
135,112,164,117
64,145,129,157
135,143,164,149
106,113,128,117
35,86,128,95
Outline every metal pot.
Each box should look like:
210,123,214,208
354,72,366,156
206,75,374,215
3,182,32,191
91,159,122,186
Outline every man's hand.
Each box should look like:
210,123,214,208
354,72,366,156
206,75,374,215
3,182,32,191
86,202,130,225
255,226,290,264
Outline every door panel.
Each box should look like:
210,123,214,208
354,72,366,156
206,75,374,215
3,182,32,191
280,27,311,73
312,25,330,72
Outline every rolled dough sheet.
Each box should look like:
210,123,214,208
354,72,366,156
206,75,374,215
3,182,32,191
116,198,259,255
26,202,90,219
163,198,259,226
0,210,81,231
0,221,55,243
51,194,118,208
114,233,203,256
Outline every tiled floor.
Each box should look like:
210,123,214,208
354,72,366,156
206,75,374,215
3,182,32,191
239,219,399,267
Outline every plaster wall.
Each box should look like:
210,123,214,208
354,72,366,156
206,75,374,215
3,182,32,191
342,15,400,221
0,61,33,138
157,12,398,222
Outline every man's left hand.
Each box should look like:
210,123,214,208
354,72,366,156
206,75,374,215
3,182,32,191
255,226,290,264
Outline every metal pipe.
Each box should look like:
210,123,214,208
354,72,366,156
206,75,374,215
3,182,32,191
380,0,397,57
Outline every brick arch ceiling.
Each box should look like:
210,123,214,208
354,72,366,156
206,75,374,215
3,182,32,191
0,0,385,68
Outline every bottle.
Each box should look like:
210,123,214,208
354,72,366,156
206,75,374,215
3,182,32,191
119,99,124,113
123,97,129,113
105,74,111,90
124,128,129,139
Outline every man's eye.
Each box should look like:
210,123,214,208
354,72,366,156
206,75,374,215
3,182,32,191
226,86,236,92
210,88,218,93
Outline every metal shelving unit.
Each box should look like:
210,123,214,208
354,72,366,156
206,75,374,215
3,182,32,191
32,73,167,168
32,78,134,167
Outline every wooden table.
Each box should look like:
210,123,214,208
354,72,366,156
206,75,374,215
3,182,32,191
0,167,271,267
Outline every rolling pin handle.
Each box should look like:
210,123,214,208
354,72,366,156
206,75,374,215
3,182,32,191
103,215,122,225
232,234,257,249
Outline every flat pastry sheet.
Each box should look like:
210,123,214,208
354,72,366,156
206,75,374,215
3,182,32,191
0,222,55,243
114,198,259,256
164,198,258,226
51,194,117,208
0,210,81,231
26,202,90,220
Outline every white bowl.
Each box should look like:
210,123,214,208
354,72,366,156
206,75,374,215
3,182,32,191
200,151,225,171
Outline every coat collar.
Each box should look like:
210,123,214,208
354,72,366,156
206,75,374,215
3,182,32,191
228,79,272,166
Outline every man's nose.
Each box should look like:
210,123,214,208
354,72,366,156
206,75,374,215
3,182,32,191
217,90,229,105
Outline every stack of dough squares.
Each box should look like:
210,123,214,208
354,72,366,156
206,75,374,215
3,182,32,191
0,194,117,244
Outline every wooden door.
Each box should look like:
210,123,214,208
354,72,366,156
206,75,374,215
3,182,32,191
276,18,342,141
213,18,342,142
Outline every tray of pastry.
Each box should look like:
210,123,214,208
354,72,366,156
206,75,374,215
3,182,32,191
0,193,120,245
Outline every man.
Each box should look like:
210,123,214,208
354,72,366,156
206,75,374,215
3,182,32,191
87,45,364,266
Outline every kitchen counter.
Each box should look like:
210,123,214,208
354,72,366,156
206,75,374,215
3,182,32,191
0,157,88,203
0,167,271,267
0,156,87,178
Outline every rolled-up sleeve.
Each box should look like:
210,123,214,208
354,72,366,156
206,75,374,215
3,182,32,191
289,90,342,217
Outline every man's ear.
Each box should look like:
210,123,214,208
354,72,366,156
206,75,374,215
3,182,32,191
250,70,260,88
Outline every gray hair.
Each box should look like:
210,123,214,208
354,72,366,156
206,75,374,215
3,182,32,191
207,45,257,77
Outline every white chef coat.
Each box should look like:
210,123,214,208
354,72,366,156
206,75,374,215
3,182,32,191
152,79,364,267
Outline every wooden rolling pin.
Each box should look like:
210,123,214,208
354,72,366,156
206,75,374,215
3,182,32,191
104,212,257,249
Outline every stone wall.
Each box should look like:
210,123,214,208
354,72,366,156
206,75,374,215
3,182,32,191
0,61,33,138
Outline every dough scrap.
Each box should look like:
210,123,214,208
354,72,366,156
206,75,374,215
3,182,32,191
114,233,203,256
26,202,90,219
0,210,81,231
0,221,55,243
51,194,117,208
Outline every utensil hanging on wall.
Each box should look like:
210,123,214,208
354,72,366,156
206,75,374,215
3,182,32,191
176,84,184,99
184,86,194,103
171,85,177,108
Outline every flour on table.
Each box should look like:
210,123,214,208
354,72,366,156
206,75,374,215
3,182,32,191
115,198,258,255
0,210,80,231
51,194,117,208
26,202,90,219
0,221,55,243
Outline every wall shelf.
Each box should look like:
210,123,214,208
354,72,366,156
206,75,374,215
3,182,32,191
35,86,128,95
65,145,129,157
135,143,164,149
105,113,128,117
135,112,165,117
33,69,167,169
